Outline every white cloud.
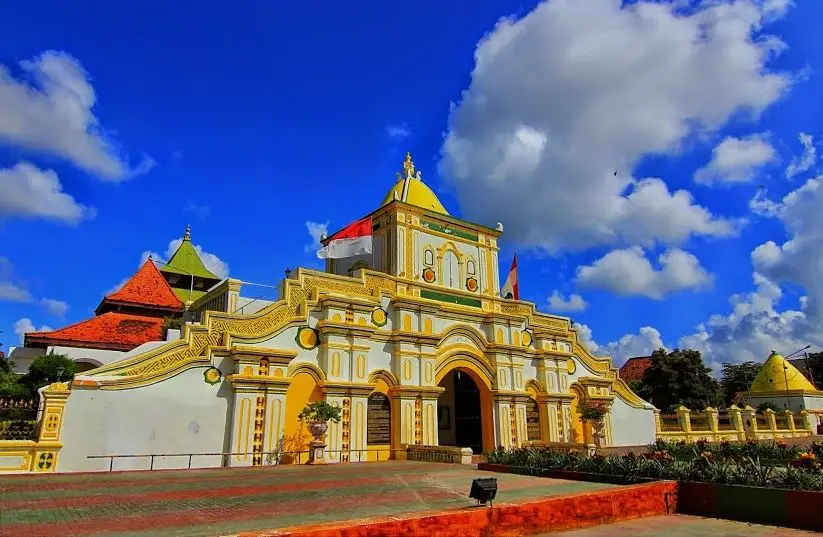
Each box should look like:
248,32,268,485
13,318,52,344
0,257,31,302
0,282,31,302
631,176,823,369
694,134,776,185
576,247,713,299
677,273,809,369
40,298,69,317
440,0,790,253
0,162,95,224
785,133,817,179
386,123,412,139
0,51,152,180
548,290,587,312
183,200,210,219
305,220,329,254
576,323,665,366
141,238,229,280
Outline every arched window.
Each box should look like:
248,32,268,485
526,397,542,442
467,259,476,276
424,249,434,267
442,251,459,289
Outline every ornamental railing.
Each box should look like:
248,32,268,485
0,397,41,441
654,405,814,443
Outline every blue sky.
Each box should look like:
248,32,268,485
2,0,822,369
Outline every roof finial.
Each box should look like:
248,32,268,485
183,224,191,241
399,151,421,180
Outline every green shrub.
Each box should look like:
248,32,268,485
485,444,823,491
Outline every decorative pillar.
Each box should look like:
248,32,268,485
324,383,374,463
512,396,529,448
764,408,777,439
228,361,289,467
741,406,757,440
389,386,443,448
798,410,813,433
653,409,662,437
33,382,71,472
727,406,744,441
675,406,692,435
783,409,795,433
560,402,574,443
705,407,718,433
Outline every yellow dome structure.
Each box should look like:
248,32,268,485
381,152,449,215
750,351,818,394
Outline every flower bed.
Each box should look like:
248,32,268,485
483,441,823,530
485,440,823,491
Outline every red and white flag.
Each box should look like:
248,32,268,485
316,217,373,259
501,254,519,300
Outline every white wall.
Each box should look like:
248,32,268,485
609,396,656,447
58,364,232,472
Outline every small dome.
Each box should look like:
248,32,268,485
380,152,449,215
750,351,817,394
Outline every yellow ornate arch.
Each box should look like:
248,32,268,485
436,323,488,352
434,346,495,390
368,369,399,388
524,378,547,396
288,362,326,383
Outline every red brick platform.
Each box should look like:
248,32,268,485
0,461,671,537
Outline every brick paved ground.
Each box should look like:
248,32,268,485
0,461,615,537
539,515,819,536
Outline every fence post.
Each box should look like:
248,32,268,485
784,410,796,434
798,410,812,434
675,406,691,439
741,406,757,440
764,408,777,439
727,405,744,441
30,382,71,472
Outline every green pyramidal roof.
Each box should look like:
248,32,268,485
160,225,220,280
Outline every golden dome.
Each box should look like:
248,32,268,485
381,152,449,215
750,351,818,394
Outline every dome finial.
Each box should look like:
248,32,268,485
183,224,192,241
400,151,420,180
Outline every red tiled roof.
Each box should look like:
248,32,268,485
100,260,184,312
25,312,165,351
619,356,652,382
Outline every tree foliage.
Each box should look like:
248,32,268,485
641,348,722,410
20,354,76,393
720,361,760,406
0,356,27,398
806,352,823,390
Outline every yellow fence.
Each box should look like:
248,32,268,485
655,405,814,443
0,382,70,472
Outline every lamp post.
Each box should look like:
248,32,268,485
56,366,65,382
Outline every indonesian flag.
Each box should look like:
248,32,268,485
501,254,519,300
317,216,373,259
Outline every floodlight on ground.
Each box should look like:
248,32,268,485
469,477,497,507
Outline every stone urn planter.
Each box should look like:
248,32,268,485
298,401,342,465
578,399,609,449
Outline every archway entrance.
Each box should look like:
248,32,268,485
437,369,485,454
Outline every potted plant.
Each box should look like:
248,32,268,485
578,399,609,448
298,401,342,464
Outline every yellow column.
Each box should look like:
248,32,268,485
764,408,777,439
675,406,691,439
32,382,71,472
727,406,745,441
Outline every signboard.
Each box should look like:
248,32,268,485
526,399,541,442
367,393,391,445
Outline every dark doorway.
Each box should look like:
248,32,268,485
454,370,483,453
438,369,484,454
